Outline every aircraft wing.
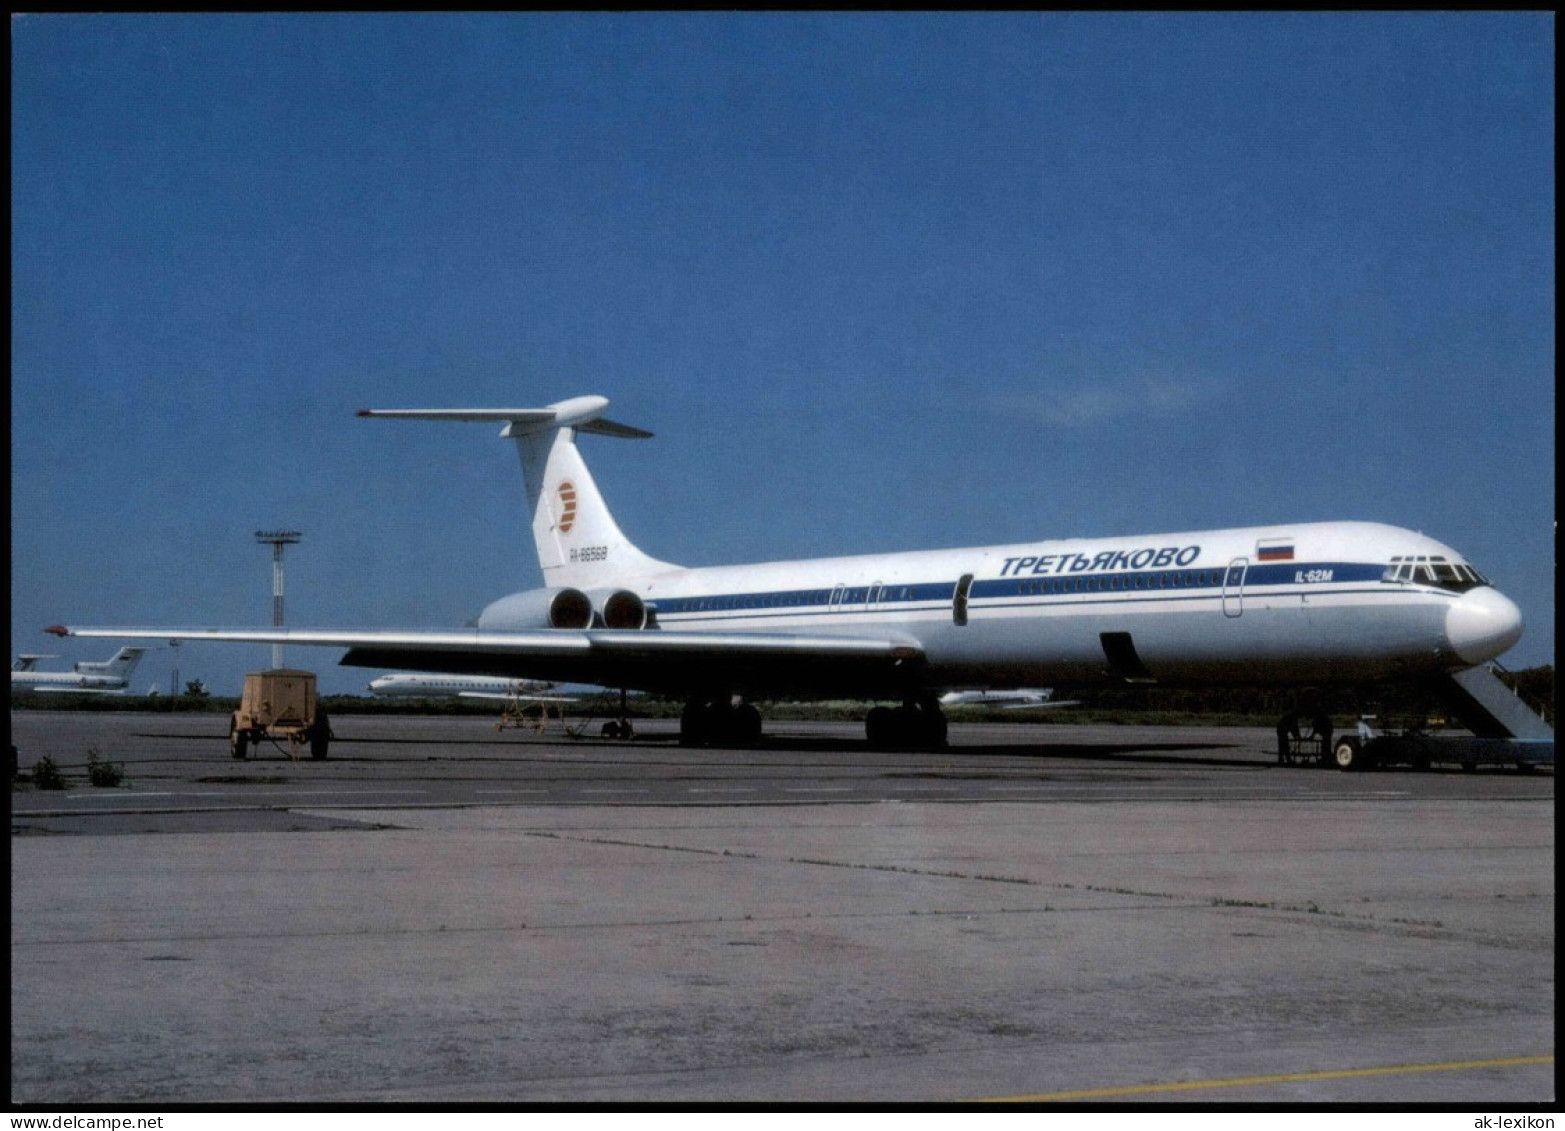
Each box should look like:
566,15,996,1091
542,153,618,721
46,626,926,698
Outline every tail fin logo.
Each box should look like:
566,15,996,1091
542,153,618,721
557,482,578,533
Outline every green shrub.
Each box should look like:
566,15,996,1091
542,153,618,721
86,748,125,788
32,756,66,790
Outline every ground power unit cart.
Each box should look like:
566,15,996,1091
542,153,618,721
230,670,331,760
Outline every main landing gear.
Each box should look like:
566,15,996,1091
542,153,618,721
865,697,948,750
679,696,763,747
676,694,951,751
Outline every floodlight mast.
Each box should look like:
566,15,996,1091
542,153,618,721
255,530,301,670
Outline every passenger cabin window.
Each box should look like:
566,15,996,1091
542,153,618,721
1381,555,1489,593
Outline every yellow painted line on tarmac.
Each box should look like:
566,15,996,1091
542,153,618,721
979,1054,1555,1103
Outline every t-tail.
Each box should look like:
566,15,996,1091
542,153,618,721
357,396,677,590
76,647,146,678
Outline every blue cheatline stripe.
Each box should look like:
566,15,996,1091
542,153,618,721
650,562,1399,622
655,588,1405,627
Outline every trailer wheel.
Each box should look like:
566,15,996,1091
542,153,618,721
309,710,330,760
1332,736,1362,772
230,719,248,760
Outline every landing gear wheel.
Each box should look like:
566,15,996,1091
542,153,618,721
679,701,710,747
229,720,248,760
866,702,948,749
681,698,762,747
890,705,920,746
865,706,894,747
924,706,948,749
733,703,762,745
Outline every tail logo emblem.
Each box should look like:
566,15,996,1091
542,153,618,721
557,482,578,533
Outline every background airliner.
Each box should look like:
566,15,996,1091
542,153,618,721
938,688,1078,710
48,395,1535,749
367,673,577,703
11,647,146,695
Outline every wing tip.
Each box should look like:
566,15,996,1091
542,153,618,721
44,625,71,637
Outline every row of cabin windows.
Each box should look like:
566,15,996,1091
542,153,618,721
666,570,1246,613
1013,569,1228,597
668,587,925,614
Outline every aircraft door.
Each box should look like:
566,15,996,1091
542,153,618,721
953,573,975,627
1222,557,1248,618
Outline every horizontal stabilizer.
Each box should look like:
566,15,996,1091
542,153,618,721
357,395,651,438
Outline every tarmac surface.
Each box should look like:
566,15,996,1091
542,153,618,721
9,710,1555,1105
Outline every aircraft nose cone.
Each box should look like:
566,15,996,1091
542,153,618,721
1445,587,1524,665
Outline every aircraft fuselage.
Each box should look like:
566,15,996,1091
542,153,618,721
476,520,1520,695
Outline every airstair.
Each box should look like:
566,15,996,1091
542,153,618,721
1428,663,1554,741
1331,662,1555,772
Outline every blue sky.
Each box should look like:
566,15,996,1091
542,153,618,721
12,12,1555,695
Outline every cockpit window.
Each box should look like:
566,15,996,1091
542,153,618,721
1382,555,1489,592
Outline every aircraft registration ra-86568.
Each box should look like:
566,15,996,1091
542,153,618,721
48,395,1527,749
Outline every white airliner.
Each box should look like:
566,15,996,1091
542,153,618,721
367,673,577,702
11,647,147,695
47,395,1529,748
938,688,1078,710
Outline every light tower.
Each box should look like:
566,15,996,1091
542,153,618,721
255,530,302,670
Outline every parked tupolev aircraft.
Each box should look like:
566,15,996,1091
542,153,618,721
11,647,146,695
48,395,1529,748
938,688,1078,710
367,672,577,702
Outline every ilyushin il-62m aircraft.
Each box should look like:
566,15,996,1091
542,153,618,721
49,395,1531,753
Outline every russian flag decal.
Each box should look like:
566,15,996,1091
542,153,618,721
1257,539,1295,562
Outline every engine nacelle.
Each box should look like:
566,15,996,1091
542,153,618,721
477,587,594,631
592,589,649,630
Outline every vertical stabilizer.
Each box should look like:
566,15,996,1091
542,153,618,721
358,396,678,589
511,420,677,587
76,647,146,678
